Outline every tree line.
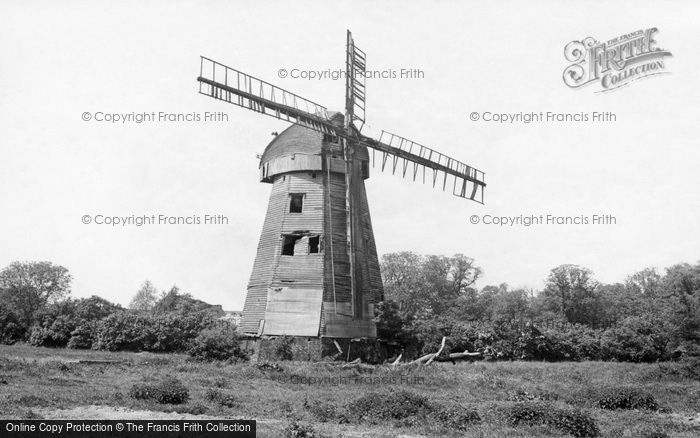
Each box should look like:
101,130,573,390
0,261,234,354
376,252,700,362
1,256,698,362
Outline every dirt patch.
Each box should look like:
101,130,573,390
669,412,700,428
38,405,222,420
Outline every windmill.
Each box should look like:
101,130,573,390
197,31,485,354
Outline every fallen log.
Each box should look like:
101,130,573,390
434,351,483,363
409,336,447,365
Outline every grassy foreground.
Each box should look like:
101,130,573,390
0,344,699,437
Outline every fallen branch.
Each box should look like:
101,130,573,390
434,351,483,363
409,336,447,365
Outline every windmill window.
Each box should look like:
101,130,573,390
309,236,321,253
289,194,304,213
323,134,338,144
281,235,302,256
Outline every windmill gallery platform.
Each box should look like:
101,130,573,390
238,116,385,362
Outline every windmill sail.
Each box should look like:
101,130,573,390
197,56,486,203
345,30,367,130
198,56,335,135
363,131,486,203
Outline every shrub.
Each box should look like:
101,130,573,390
0,303,25,344
548,409,600,438
596,387,658,411
517,326,566,361
28,314,76,347
430,404,481,430
205,388,237,408
67,322,96,349
272,336,295,361
188,326,246,361
256,362,284,372
505,402,599,438
303,398,338,422
128,375,189,404
346,391,430,422
600,317,670,362
149,313,216,352
505,401,550,426
94,312,156,351
283,420,325,438
549,326,603,361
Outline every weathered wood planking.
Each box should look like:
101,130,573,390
240,124,383,339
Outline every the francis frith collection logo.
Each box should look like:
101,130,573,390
563,28,672,92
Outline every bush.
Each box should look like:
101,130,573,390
283,420,325,438
548,326,603,361
548,409,600,438
28,314,77,348
256,362,284,372
272,336,295,361
128,375,189,404
0,303,25,344
303,398,339,422
93,309,218,353
600,317,670,362
205,388,237,408
430,404,481,430
188,326,246,361
149,313,217,352
346,391,430,423
94,312,156,351
596,387,658,411
67,322,96,349
505,402,599,437
505,402,550,426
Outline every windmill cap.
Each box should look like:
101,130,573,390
259,111,367,165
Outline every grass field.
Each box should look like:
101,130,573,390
1,344,699,437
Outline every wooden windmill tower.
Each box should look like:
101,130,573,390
197,31,485,345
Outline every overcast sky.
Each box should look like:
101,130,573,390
1,1,698,310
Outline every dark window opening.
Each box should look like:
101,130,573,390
289,194,304,213
311,172,316,178
282,235,302,256
323,134,338,144
309,236,320,253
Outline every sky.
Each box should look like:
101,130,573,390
1,1,699,310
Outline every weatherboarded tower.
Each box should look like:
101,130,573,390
197,31,486,360
239,118,383,341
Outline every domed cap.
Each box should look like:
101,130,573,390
260,124,324,163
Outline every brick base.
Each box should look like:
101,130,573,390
241,336,388,363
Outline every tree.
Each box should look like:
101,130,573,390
129,280,158,311
380,252,425,314
0,261,72,328
422,254,481,315
380,252,481,319
626,267,662,298
153,286,223,316
662,262,700,348
540,264,600,326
